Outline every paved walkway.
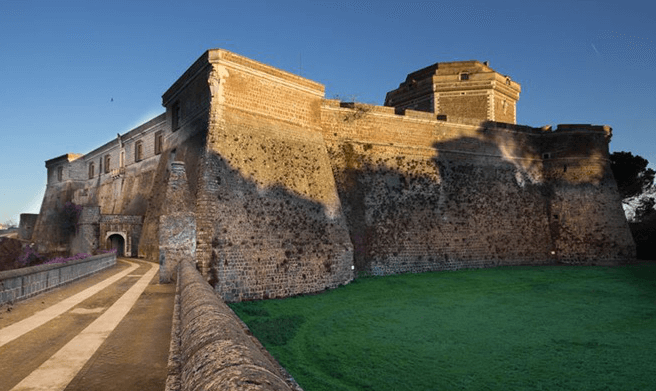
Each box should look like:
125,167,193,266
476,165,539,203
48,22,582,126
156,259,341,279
0,258,175,391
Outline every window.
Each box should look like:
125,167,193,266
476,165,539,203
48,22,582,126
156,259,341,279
57,166,63,181
460,72,469,81
120,150,125,168
506,77,511,85
104,155,111,173
542,153,551,159
88,162,95,179
135,140,144,162
154,131,163,155
172,101,181,131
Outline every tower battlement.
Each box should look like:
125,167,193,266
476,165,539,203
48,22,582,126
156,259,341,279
385,60,521,124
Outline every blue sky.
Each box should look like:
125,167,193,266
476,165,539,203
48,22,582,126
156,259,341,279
1,0,654,224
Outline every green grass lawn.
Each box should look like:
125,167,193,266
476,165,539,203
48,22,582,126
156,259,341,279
229,263,656,390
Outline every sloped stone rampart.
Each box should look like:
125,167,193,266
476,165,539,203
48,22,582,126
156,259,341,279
0,252,116,306
169,260,298,391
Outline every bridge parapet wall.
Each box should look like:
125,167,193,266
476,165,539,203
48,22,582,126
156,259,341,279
0,252,116,306
166,259,300,391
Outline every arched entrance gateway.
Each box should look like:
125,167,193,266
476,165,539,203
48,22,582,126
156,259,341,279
107,233,126,256
99,215,143,258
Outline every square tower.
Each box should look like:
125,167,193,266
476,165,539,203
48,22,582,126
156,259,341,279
384,61,521,124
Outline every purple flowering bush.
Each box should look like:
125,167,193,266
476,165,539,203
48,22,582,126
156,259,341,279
43,249,116,265
17,246,46,267
43,252,91,265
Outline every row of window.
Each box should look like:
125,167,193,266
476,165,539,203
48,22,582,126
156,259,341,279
86,131,163,179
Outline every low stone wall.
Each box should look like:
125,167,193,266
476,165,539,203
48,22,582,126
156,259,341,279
167,260,300,391
0,252,117,306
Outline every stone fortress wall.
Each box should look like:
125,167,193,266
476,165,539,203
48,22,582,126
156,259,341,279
31,49,635,302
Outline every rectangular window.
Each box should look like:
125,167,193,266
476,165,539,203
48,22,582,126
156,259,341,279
104,155,111,173
172,101,181,131
154,131,163,155
135,141,144,162
120,150,125,168
57,166,63,181
88,162,95,179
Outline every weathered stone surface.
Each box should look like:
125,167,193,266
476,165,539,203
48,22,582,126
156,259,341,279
18,213,37,241
159,163,197,283
0,252,116,306
33,48,635,302
175,260,294,391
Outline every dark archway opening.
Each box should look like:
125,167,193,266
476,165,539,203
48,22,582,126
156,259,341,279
108,234,125,257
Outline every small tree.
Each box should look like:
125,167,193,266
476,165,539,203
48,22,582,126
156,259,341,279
610,151,655,202
634,197,656,223
17,245,45,267
611,151,656,259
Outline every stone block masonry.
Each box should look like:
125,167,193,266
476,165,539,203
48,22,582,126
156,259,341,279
34,48,635,303
159,162,196,283
166,259,298,391
0,252,116,306
18,214,38,241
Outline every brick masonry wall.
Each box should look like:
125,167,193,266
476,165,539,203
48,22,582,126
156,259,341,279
71,206,100,255
18,214,38,241
319,103,634,275
437,93,488,121
166,260,297,391
33,50,635,301
0,252,116,306
196,54,354,301
539,128,635,262
32,180,84,254
493,94,516,124
141,57,212,262
34,116,168,255
159,162,196,283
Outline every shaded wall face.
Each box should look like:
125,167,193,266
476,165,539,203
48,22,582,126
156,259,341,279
140,68,211,262
140,129,207,261
34,117,168,257
78,159,158,216
320,106,634,274
32,181,83,254
539,132,636,262
71,206,100,255
321,108,552,274
18,214,38,241
197,60,353,301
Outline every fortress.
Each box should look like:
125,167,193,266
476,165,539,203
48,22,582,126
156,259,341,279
28,49,635,302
